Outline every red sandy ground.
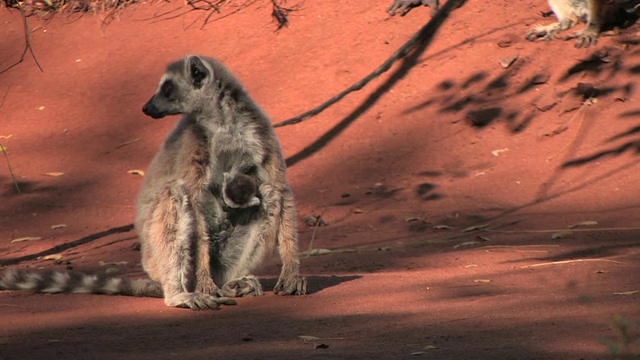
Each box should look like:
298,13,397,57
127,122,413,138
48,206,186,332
0,1,639,359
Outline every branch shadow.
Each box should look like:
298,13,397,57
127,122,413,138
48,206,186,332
0,224,134,266
260,275,361,294
285,0,464,168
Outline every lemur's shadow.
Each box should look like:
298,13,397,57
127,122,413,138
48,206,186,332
260,275,361,293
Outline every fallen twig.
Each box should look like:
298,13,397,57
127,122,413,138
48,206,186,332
300,218,524,257
488,226,640,234
306,207,326,258
546,97,593,162
105,138,141,154
522,258,626,268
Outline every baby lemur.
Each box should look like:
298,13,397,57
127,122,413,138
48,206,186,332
0,55,308,310
223,172,260,209
526,0,640,48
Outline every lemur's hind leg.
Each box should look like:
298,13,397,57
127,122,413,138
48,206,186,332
266,185,308,295
143,183,235,309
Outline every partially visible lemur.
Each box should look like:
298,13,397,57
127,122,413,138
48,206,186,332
387,0,439,16
0,55,307,310
526,0,640,48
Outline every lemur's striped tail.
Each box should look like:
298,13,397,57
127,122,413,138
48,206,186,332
0,269,163,298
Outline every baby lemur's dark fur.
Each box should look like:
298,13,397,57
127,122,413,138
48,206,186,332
223,172,260,209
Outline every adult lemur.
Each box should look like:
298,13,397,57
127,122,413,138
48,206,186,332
1,55,308,309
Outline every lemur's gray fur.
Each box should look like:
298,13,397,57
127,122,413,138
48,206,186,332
0,55,307,310
137,55,307,309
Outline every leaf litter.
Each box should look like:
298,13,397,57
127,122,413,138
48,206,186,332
298,335,344,350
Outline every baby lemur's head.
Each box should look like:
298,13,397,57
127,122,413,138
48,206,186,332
223,173,260,209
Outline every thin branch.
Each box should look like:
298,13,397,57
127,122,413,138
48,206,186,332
105,138,141,154
0,83,20,194
0,142,21,194
271,0,299,30
0,83,11,108
487,226,640,234
0,4,44,74
300,217,523,257
522,259,626,268
546,97,593,162
306,208,326,258
19,4,44,72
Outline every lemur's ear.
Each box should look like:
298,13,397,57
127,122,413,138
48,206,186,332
186,55,211,89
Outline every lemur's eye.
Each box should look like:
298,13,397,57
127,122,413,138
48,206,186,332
161,80,173,97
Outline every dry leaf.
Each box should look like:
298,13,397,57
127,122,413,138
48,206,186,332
404,216,420,222
127,169,145,176
99,261,128,266
42,254,62,261
353,208,364,214
568,221,598,229
453,241,480,249
411,352,427,356
44,172,64,177
498,54,518,69
312,249,335,255
51,224,67,229
613,290,639,296
551,231,573,239
0,134,13,139
474,279,492,283
423,345,438,350
11,236,42,243
298,335,321,343
37,106,45,111
491,148,509,156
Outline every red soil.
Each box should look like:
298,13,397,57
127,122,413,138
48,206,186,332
1,1,639,359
